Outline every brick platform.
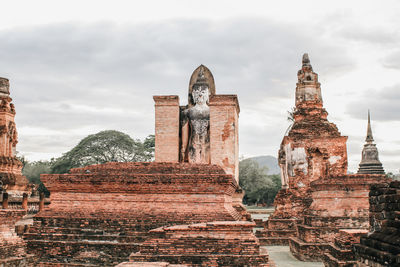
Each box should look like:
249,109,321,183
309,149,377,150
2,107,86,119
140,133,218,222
122,221,269,267
26,162,249,266
0,209,36,266
354,181,400,266
289,174,386,261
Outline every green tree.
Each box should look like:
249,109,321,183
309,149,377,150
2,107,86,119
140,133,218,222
21,159,52,196
51,130,155,173
239,159,281,206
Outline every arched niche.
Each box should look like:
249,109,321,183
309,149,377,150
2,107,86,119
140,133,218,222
187,65,216,105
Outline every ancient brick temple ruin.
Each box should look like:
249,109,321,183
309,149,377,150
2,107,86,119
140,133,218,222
256,54,348,245
290,113,387,263
0,78,35,265
26,66,269,266
256,54,389,264
291,173,386,262
154,65,239,182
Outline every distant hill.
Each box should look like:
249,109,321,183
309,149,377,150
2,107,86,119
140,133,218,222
241,155,280,175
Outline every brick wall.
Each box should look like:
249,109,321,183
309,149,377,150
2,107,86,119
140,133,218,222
355,180,400,266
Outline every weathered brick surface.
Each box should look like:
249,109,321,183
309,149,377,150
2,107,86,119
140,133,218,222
289,174,387,261
323,229,368,267
209,95,240,182
153,66,240,182
123,221,269,267
154,96,180,163
27,162,250,266
0,209,36,266
354,180,400,266
255,218,301,245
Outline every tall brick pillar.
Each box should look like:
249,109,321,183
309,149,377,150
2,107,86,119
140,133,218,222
154,96,180,162
209,95,240,182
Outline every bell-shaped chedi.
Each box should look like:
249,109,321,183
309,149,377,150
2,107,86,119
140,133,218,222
357,111,385,174
0,77,29,196
154,65,240,182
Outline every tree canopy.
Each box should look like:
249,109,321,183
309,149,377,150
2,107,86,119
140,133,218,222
51,130,154,173
21,130,155,195
239,158,281,206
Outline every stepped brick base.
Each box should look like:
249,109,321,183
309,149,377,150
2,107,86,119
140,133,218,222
0,209,36,266
256,218,301,245
26,162,249,266
289,237,329,261
290,174,386,261
355,181,400,266
118,263,189,267
323,229,367,267
121,221,270,267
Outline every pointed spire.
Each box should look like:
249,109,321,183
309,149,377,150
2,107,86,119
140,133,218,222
366,110,374,143
358,110,385,174
302,53,311,68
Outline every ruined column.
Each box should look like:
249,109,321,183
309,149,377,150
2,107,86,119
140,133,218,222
39,192,45,211
22,192,28,210
2,192,8,209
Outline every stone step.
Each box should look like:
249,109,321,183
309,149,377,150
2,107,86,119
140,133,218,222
258,237,290,246
256,229,297,238
0,255,36,266
354,243,397,266
129,254,269,267
24,232,141,242
322,252,357,267
360,234,400,255
326,243,354,262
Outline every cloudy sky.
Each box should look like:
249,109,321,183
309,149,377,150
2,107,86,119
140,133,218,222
1,0,399,173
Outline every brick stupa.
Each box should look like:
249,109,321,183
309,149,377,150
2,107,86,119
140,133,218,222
256,54,348,245
27,66,269,266
281,59,387,261
0,77,30,197
0,78,35,266
357,111,385,175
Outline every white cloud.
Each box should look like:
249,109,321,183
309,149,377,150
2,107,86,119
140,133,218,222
0,1,397,173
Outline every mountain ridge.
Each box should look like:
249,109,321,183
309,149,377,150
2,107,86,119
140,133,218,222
241,155,280,175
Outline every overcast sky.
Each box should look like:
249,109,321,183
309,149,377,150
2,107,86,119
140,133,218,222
1,0,399,173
